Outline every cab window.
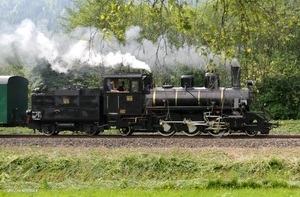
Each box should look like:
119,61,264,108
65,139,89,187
132,80,139,92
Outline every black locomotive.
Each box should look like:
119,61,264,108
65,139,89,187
26,63,277,136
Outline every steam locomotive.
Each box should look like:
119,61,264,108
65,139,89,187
26,63,277,136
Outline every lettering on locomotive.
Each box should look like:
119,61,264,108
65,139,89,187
126,96,133,101
63,98,69,104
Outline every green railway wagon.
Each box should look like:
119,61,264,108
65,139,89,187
0,76,28,126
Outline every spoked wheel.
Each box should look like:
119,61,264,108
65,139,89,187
245,130,258,137
158,124,176,136
183,125,202,136
86,129,99,136
208,129,226,137
86,125,100,136
42,124,56,136
183,130,201,136
119,126,133,136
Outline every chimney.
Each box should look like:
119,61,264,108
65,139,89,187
231,59,241,89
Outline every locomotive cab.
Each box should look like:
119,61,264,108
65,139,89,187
103,72,152,134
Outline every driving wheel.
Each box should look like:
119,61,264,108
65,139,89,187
245,130,258,137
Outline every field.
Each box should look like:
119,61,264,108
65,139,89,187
1,146,300,196
0,119,300,196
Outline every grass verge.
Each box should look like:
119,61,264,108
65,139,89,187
1,188,300,197
1,146,300,191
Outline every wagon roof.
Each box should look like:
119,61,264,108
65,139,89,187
0,76,27,84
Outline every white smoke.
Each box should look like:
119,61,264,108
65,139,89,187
0,19,153,73
0,19,218,75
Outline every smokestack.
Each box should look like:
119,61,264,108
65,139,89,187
231,59,241,89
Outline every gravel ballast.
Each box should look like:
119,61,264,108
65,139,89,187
0,137,300,148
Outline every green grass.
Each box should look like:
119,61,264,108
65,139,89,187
271,119,300,134
1,188,300,197
0,126,34,135
1,146,300,192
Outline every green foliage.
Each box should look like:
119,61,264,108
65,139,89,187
64,0,133,42
0,45,26,76
252,58,300,119
29,60,103,91
155,65,206,87
41,179,51,190
0,0,72,30
0,63,25,77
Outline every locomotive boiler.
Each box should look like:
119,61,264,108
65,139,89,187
26,63,277,136
143,64,273,136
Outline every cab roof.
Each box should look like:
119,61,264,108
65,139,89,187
103,73,144,79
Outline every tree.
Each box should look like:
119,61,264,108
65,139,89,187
254,73,300,120
63,0,133,42
63,0,300,119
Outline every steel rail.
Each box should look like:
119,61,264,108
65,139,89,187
1,134,300,139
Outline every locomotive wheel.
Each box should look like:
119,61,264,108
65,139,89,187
86,125,100,136
42,124,56,136
43,130,56,136
119,127,133,136
158,125,176,136
245,130,258,137
86,130,99,136
208,129,225,137
183,129,201,136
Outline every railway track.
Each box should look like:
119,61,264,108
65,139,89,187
1,134,300,139
1,134,300,148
